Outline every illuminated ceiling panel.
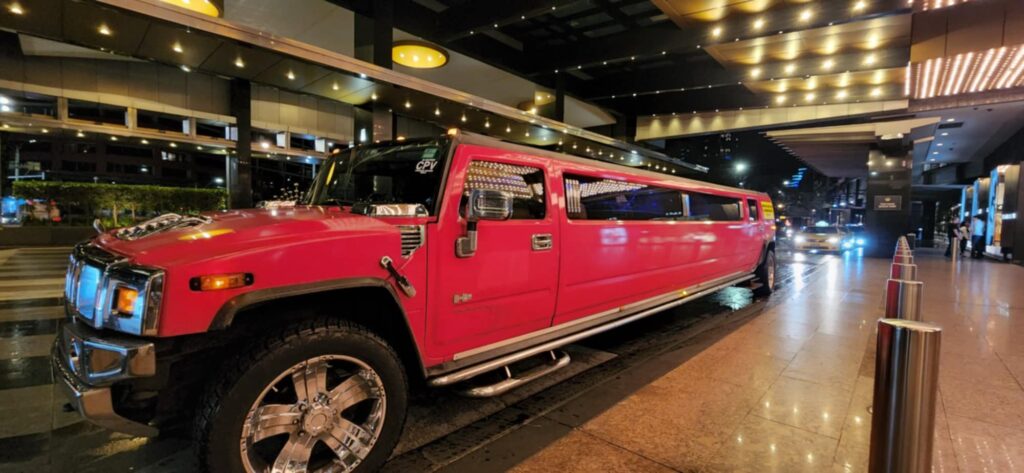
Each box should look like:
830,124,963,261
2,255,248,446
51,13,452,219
704,14,911,65
915,0,971,11
653,0,807,23
909,44,1024,99
746,67,906,93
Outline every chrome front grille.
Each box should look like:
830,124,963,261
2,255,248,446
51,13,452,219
398,225,425,257
65,244,123,327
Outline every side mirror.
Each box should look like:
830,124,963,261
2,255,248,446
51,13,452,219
457,189,513,258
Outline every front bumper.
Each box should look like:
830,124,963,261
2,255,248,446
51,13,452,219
52,321,159,437
795,241,841,251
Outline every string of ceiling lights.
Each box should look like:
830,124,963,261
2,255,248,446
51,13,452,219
5,1,694,175
548,0,878,76
381,96,685,173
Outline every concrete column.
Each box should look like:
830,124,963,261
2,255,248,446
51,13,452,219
228,79,252,209
354,0,394,143
865,150,913,257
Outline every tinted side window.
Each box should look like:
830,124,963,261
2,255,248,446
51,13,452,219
688,192,743,221
565,174,684,220
748,199,759,222
464,161,546,219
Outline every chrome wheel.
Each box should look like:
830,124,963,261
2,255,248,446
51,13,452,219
240,355,386,473
767,254,776,288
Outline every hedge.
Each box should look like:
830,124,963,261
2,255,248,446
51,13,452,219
13,181,227,227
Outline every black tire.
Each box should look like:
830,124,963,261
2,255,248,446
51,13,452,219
194,318,409,473
754,249,776,297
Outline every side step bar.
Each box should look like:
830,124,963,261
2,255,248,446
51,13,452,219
459,350,571,398
429,273,754,388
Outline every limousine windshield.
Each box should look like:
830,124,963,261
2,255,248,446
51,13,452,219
304,138,451,213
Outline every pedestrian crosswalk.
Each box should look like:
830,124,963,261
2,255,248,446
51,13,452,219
0,248,81,448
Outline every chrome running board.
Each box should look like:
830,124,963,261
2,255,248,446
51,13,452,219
458,350,571,398
428,273,754,387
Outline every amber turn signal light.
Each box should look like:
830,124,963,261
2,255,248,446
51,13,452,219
189,273,254,291
115,286,139,315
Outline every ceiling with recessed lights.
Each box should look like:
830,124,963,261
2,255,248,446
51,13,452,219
335,0,914,118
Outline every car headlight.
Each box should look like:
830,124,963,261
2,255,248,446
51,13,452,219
827,237,839,243
99,267,164,336
794,235,806,243
856,238,866,245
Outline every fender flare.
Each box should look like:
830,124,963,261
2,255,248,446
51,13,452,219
207,277,425,376
208,277,407,330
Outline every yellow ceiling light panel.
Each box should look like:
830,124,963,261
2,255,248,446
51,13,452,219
159,0,221,17
392,41,449,69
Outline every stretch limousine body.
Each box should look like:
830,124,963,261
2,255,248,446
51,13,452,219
54,130,777,472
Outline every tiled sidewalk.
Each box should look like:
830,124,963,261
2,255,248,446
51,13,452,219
500,251,1024,472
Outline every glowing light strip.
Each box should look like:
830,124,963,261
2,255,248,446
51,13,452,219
920,60,932,99
921,0,968,10
950,52,974,95
996,48,1024,89
904,63,912,96
969,48,997,93
943,54,962,96
928,57,943,98
980,47,1008,91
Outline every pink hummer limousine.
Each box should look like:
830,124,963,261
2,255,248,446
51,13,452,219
54,130,777,472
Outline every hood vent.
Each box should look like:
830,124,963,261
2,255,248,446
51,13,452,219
115,213,212,240
399,225,425,257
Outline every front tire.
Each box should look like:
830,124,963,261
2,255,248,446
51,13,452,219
754,249,776,297
194,318,408,473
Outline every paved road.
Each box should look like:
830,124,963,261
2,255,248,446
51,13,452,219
0,246,834,472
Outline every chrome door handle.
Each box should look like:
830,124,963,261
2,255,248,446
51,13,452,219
532,233,553,251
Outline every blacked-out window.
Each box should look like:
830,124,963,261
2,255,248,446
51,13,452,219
463,161,546,219
688,192,743,221
137,110,188,133
162,167,187,179
67,99,126,125
70,143,97,155
61,161,96,172
107,144,152,159
565,174,684,221
748,199,759,222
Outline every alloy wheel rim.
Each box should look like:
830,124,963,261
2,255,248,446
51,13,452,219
240,355,386,473
767,256,775,288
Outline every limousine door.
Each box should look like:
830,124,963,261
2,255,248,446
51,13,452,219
426,147,560,360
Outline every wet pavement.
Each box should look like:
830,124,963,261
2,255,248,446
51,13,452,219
0,245,833,472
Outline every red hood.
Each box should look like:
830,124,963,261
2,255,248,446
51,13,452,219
95,207,400,267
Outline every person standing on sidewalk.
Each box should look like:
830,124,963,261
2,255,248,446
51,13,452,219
945,217,961,257
971,215,986,258
959,219,970,256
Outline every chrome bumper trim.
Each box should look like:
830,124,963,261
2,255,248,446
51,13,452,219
52,323,158,437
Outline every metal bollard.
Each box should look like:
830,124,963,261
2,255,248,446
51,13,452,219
890,263,918,281
869,319,941,473
883,278,923,320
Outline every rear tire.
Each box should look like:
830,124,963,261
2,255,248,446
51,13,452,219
194,318,408,473
754,249,776,297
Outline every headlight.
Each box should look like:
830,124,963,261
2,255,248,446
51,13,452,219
795,235,806,243
856,238,866,245
97,267,163,336
827,237,839,243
